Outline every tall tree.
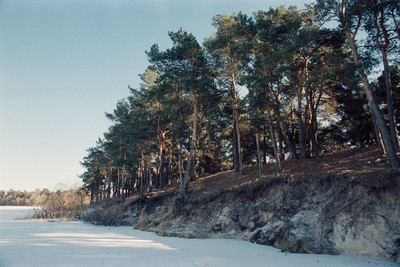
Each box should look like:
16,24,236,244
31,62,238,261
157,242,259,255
250,7,305,159
138,68,172,190
204,13,254,173
363,0,400,152
147,29,215,197
250,6,325,159
315,0,400,169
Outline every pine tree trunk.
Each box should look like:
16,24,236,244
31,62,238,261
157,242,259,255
345,31,400,169
139,155,145,199
373,5,400,152
267,110,281,173
310,108,319,157
147,166,151,193
181,94,199,196
391,8,400,40
158,146,164,189
107,170,111,199
270,121,281,173
297,102,307,159
297,68,307,159
122,166,126,201
232,118,239,172
167,151,172,186
381,49,399,152
117,167,121,198
178,141,183,184
256,130,262,177
272,83,296,159
263,128,267,164
305,87,311,158
90,188,94,204
233,109,243,174
276,111,296,159
231,73,243,174
309,87,320,157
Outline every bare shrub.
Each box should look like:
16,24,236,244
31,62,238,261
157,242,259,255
32,188,88,220
82,203,125,226
135,208,150,229
156,205,174,229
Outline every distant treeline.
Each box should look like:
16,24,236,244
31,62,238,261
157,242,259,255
0,188,89,219
0,189,51,206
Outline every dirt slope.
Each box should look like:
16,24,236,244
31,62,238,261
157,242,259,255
84,146,400,262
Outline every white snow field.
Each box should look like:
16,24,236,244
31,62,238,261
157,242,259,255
0,206,398,267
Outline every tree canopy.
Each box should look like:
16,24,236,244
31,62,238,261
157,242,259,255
80,4,400,203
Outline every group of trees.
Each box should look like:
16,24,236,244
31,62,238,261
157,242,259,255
0,188,88,219
0,189,49,206
81,1,400,204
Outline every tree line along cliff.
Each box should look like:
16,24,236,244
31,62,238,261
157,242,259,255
80,3,400,202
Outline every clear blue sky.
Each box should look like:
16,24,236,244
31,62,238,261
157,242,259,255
0,0,312,191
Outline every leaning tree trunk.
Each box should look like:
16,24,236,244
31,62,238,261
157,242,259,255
380,48,399,152
373,5,400,152
345,31,400,169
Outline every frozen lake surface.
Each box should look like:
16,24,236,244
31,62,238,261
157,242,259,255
0,206,398,267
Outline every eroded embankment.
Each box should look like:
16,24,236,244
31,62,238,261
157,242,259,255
83,174,400,262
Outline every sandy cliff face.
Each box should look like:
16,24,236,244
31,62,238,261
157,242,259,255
85,174,400,262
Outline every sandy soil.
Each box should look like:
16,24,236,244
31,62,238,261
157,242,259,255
0,207,398,267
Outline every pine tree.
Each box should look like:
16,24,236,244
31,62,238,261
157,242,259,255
147,29,216,197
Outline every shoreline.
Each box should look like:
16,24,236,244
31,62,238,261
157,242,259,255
0,207,398,267
0,205,37,209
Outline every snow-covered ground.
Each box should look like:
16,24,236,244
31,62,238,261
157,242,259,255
0,206,398,267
